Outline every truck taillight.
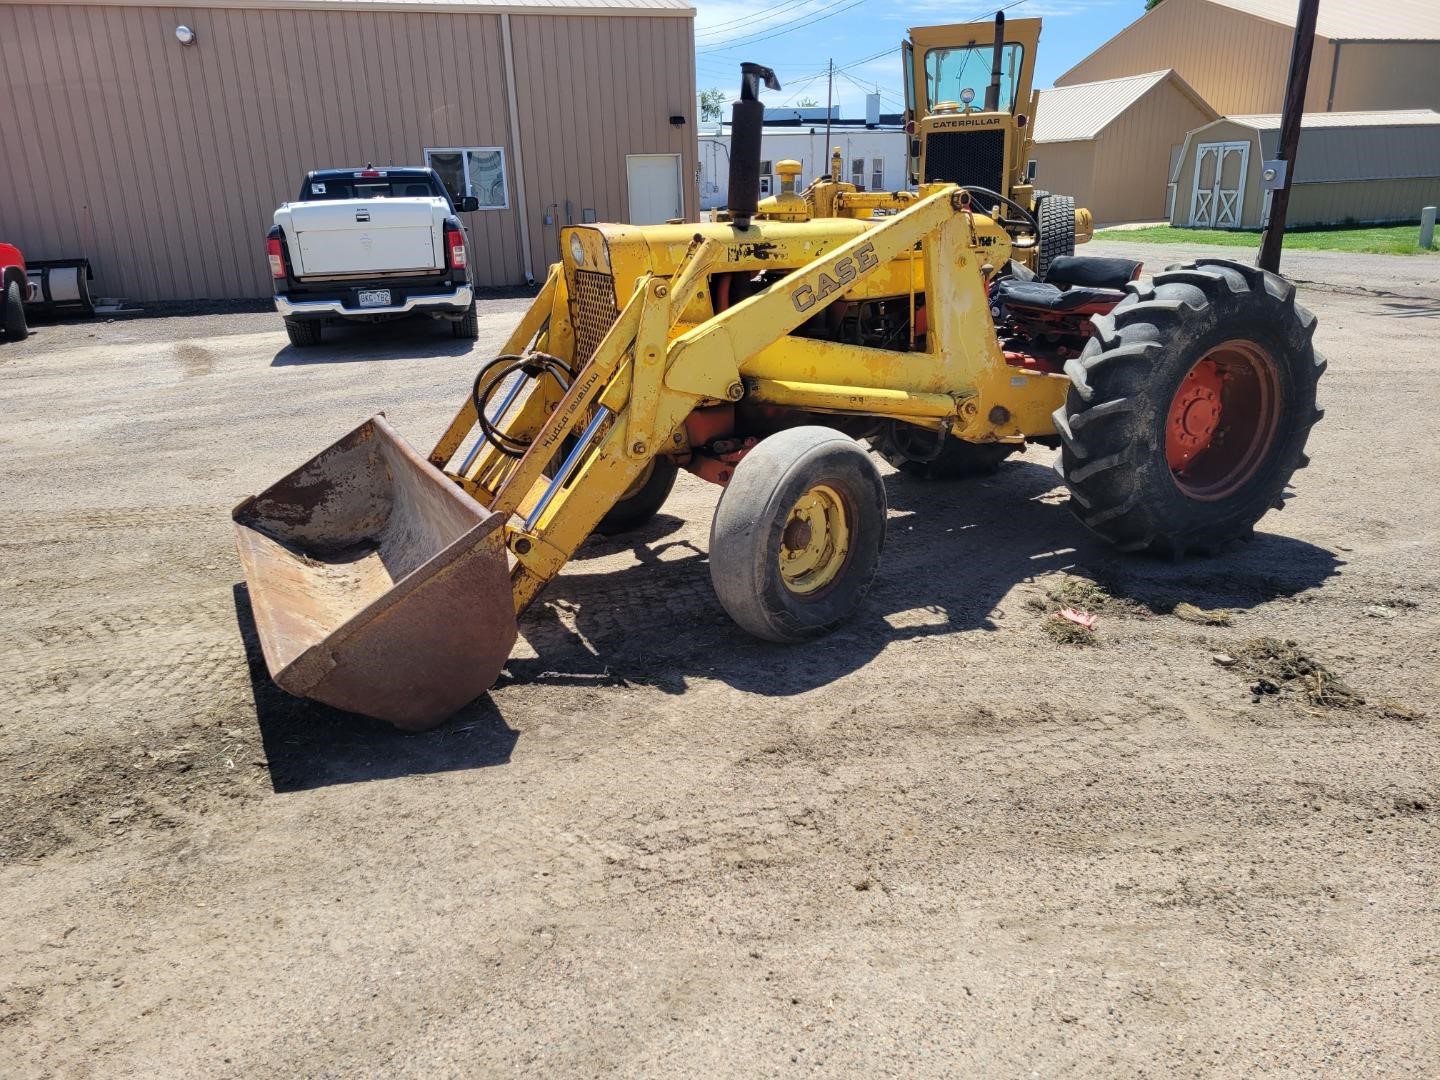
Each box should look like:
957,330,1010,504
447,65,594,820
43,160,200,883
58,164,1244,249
445,224,466,269
266,236,285,278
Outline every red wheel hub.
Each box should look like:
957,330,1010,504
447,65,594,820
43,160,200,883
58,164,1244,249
1165,340,1283,501
1165,359,1225,470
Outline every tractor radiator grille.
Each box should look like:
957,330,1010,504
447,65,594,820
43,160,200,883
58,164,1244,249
570,270,619,366
923,130,1006,193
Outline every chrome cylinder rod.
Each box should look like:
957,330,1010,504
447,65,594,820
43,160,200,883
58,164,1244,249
523,407,613,532
459,371,530,473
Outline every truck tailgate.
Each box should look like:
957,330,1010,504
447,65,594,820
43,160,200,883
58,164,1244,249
279,199,444,276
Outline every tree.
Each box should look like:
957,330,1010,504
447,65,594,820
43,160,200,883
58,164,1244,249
1145,0,1164,8
795,97,820,107
698,88,727,122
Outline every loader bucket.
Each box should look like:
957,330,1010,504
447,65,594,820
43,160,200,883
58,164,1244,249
232,415,516,731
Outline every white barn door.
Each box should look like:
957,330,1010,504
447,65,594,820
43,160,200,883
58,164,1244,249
626,154,683,225
1189,141,1249,228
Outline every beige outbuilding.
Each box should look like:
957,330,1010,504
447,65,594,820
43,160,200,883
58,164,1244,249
1055,0,1440,117
1167,110,1440,229
0,0,699,301
1031,70,1216,226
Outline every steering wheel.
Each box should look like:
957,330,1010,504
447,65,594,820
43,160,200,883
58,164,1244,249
959,186,1038,250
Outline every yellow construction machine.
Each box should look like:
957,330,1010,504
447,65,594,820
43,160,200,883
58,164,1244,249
234,29,1324,730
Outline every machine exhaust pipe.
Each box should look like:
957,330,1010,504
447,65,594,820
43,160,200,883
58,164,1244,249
984,11,1006,112
727,62,780,230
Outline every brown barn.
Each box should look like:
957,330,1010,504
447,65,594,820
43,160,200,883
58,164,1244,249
1055,0,1440,116
0,0,699,301
1031,70,1216,225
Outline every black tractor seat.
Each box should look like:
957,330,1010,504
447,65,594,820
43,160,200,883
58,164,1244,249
996,255,1142,316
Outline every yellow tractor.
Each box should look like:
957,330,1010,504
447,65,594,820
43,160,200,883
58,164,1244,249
234,38,1324,731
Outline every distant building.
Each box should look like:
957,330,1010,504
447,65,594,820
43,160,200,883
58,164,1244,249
0,0,699,301
1168,111,1440,228
700,97,905,211
1031,0,1440,226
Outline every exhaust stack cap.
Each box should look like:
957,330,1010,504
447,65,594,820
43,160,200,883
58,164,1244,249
727,63,781,231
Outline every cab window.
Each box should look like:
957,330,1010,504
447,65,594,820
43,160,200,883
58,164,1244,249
924,43,1023,113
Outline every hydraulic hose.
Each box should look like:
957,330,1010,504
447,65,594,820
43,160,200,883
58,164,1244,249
471,352,573,458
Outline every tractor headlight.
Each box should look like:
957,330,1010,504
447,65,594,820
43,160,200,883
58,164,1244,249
960,87,976,105
569,234,586,266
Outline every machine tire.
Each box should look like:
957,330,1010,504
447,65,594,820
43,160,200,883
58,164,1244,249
710,426,886,643
1054,259,1324,557
595,455,678,535
874,423,1015,479
452,300,479,339
1036,194,1076,280
2,279,27,341
284,317,323,348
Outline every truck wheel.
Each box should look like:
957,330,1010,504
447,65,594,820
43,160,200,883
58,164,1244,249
452,300,479,340
284,318,323,348
596,455,678,535
1036,194,1075,279
2,280,27,341
710,427,886,642
873,422,1015,479
1054,259,1324,557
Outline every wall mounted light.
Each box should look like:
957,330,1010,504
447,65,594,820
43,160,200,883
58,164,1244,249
175,25,197,45
669,115,686,127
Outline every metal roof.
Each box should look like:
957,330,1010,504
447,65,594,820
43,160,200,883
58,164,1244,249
1032,70,1214,143
1229,109,1440,130
1201,0,1440,42
0,0,694,13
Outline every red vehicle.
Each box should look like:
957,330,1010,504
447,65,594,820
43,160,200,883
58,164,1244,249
1,242,28,341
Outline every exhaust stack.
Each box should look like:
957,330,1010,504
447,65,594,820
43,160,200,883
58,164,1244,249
984,11,1006,112
727,62,780,230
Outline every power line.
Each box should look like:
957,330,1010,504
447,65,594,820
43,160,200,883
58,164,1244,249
698,0,872,54
694,0,831,41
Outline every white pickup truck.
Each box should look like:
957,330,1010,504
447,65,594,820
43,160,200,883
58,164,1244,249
265,166,480,347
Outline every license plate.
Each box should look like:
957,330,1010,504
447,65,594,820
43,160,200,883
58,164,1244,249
357,289,392,308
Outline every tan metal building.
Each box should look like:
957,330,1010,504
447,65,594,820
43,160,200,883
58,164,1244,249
1055,0,1440,117
0,0,698,301
1031,70,1216,225
1168,110,1440,229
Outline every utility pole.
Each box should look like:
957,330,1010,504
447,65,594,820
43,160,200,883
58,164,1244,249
1256,0,1320,273
825,59,834,178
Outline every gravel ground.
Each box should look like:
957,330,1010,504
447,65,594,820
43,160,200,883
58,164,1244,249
1,245,1437,1077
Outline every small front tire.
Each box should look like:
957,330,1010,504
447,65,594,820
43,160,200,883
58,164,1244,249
284,317,323,348
596,455,679,535
710,427,887,643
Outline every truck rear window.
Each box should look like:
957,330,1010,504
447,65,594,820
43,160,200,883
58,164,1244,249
302,179,441,200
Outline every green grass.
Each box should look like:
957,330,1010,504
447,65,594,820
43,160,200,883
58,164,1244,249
1095,223,1439,256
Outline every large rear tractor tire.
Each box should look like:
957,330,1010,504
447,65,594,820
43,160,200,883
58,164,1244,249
1036,194,1076,280
710,427,887,642
1054,259,1324,557
284,317,323,348
2,279,28,342
873,422,1015,480
595,455,679,535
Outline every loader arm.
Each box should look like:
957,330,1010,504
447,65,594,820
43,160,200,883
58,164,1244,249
441,186,991,615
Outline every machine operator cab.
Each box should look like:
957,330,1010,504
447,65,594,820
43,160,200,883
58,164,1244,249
904,14,1091,274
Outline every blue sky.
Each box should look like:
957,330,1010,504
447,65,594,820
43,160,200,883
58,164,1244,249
693,0,1144,116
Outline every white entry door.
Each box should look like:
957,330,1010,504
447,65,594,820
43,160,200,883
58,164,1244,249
1189,141,1249,227
626,154,683,225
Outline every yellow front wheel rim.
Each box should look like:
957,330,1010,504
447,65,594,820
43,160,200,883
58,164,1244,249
778,484,851,595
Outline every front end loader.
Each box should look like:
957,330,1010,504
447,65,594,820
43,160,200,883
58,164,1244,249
234,58,1323,731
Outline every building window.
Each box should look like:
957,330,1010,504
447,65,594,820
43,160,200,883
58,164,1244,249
425,147,509,209
871,157,884,191
758,160,773,196
851,157,865,187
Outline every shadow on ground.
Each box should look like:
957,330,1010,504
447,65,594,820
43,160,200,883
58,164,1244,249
510,460,1343,697
233,585,518,793
230,459,1341,787
270,316,477,366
